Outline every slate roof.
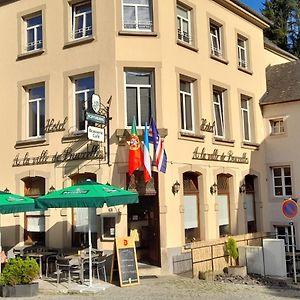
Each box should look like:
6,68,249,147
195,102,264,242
260,60,300,105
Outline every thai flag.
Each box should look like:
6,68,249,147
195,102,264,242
149,117,167,173
143,123,152,182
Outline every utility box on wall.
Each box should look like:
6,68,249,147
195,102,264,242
239,246,265,275
263,239,287,277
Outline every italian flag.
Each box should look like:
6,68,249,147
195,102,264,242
128,116,143,176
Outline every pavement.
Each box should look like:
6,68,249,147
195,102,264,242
4,273,300,300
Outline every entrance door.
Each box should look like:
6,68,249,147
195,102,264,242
128,196,161,267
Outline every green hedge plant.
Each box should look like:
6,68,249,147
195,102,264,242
0,257,40,286
226,237,239,265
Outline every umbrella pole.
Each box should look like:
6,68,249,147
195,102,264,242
88,218,92,287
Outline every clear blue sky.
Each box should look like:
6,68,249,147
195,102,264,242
241,0,264,13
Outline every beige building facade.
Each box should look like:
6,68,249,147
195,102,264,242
0,0,297,272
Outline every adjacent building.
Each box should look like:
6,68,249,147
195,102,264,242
0,0,297,272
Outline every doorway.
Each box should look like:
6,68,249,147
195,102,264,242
128,196,161,267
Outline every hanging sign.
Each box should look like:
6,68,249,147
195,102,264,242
85,112,106,125
88,126,104,142
282,198,298,220
92,94,100,113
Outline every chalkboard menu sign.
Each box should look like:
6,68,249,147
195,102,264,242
114,237,140,287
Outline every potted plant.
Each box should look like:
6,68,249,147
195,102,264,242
226,237,247,277
0,257,40,297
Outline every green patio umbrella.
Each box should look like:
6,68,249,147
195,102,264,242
0,191,43,273
35,180,138,288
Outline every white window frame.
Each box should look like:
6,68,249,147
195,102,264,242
180,79,194,132
213,89,225,138
124,70,153,128
272,166,292,197
25,13,43,52
72,1,92,40
241,96,251,142
122,0,152,32
238,36,248,68
101,214,117,241
73,75,94,133
177,4,192,44
270,118,285,135
210,23,222,57
27,85,45,139
274,225,294,252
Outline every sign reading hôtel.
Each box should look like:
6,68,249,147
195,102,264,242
192,147,248,164
13,144,105,167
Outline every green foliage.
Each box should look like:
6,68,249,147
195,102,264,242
226,237,239,261
0,257,40,286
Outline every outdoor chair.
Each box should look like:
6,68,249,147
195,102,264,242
55,256,81,284
92,255,107,282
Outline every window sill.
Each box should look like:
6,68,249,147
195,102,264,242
210,54,229,65
17,49,45,61
177,40,199,52
118,30,158,37
270,132,287,137
241,141,259,150
15,137,48,149
63,36,95,49
238,66,253,75
213,137,235,146
61,132,88,143
178,131,205,142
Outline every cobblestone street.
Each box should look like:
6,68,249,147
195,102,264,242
6,274,300,300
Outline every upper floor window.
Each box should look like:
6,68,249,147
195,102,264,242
241,96,251,142
122,0,153,31
27,84,45,138
272,166,292,197
125,70,154,127
74,75,94,132
177,4,192,44
210,22,222,57
238,36,248,69
72,1,92,39
25,13,43,52
213,89,225,138
270,118,285,135
180,79,194,132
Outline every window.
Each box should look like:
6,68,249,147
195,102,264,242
210,22,222,57
272,166,292,196
183,172,200,243
270,119,285,135
27,84,45,138
122,0,153,31
274,225,295,252
241,96,251,142
72,1,92,39
245,175,257,233
23,176,45,246
25,13,43,52
101,215,116,240
237,36,248,69
125,70,154,127
213,89,225,138
177,4,191,44
74,75,94,132
180,79,194,132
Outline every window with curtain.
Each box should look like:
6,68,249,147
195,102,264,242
122,0,153,31
72,1,92,39
241,95,251,142
25,13,43,52
210,22,222,57
213,88,225,138
177,4,192,44
237,35,248,69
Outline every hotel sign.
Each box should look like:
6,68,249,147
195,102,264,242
192,147,248,164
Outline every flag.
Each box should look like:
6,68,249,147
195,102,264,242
128,116,143,176
149,117,167,173
143,123,152,182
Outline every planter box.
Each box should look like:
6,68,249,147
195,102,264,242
0,282,38,297
227,266,247,277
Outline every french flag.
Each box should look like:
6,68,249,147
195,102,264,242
143,123,152,182
149,117,167,173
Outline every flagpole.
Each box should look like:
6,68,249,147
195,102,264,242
88,212,93,287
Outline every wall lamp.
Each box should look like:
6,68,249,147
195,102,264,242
210,183,218,194
239,183,246,194
172,181,180,194
3,187,9,193
48,185,56,193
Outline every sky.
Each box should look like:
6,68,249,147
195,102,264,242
240,0,264,13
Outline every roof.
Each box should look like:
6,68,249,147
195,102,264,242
264,37,299,61
260,60,300,106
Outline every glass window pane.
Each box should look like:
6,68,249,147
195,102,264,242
185,95,192,131
27,15,42,27
214,104,223,136
273,168,281,177
284,167,291,176
218,195,229,226
75,76,94,91
29,102,37,137
126,72,150,85
285,187,292,195
177,6,188,19
39,99,45,135
140,88,151,125
243,111,250,140
275,187,283,196
184,195,198,229
274,177,282,186
285,177,291,186
126,87,138,126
